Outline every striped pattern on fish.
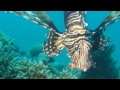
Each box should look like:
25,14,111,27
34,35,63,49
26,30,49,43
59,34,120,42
7,11,120,72
62,11,93,71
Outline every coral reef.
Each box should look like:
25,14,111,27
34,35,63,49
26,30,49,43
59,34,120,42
57,68,81,79
0,32,19,79
0,32,80,79
15,58,57,79
14,58,80,79
38,52,50,64
48,62,65,76
29,44,43,57
1,31,118,79
81,37,119,79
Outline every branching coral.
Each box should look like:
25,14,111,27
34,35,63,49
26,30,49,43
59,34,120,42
14,58,80,79
1,31,119,79
0,34,79,79
0,32,80,79
57,68,81,79
48,61,81,79
15,58,57,79
0,32,19,79
38,52,50,64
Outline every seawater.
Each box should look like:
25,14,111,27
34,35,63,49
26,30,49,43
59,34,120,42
0,11,120,67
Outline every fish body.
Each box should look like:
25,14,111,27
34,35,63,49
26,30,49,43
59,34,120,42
44,11,93,71
62,11,92,71
7,11,120,72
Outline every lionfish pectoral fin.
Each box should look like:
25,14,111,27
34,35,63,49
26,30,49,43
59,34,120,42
92,11,120,51
43,31,65,57
7,11,60,32
95,11,120,32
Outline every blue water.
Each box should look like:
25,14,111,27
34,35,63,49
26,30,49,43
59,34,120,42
0,11,120,66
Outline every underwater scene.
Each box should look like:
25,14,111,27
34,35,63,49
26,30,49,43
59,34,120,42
0,11,120,79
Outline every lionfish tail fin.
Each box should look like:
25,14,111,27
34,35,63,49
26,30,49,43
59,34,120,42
43,31,65,57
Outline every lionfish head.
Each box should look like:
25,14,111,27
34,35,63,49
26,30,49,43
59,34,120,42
68,40,94,72
64,29,95,72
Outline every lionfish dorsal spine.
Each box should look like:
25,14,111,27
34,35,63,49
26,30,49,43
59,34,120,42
65,11,88,31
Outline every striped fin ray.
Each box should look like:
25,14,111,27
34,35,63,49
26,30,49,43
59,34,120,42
64,11,88,30
7,11,64,57
7,11,59,32
68,40,92,72
95,11,120,33
92,11,120,51
43,31,65,57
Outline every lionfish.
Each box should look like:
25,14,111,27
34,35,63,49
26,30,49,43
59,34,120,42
7,11,120,72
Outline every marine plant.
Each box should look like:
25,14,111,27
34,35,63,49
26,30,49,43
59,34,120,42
80,37,119,79
8,11,120,72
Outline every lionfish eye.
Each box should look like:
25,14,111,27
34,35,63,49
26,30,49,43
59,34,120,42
74,43,79,50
